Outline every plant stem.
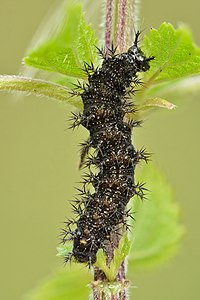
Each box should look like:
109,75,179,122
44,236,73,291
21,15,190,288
125,0,140,48
92,264,129,300
105,0,140,52
116,0,128,52
105,0,114,50
91,232,129,300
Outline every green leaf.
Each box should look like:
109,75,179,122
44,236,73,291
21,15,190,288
147,75,200,103
57,244,72,258
95,234,131,282
138,97,176,111
128,163,184,270
25,266,90,300
108,235,131,279
24,3,98,79
143,23,200,82
0,75,83,109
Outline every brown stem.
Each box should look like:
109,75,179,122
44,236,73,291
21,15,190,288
116,0,128,52
104,0,140,52
105,0,114,50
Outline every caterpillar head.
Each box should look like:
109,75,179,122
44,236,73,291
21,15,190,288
128,31,154,72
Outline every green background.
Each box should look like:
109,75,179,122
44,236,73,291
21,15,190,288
0,0,199,299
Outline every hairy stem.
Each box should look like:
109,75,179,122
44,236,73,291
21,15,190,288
91,231,129,300
125,0,140,48
116,0,128,52
92,263,129,300
105,0,114,50
105,0,140,52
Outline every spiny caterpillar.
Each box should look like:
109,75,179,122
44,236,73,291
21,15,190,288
61,31,154,264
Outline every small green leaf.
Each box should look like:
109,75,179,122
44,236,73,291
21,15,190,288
143,23,200,82
57,244,72,258
138,97,176,111
25,267,90,300
128,163,184,270
109,235,131,279
24,3,98,79
95,234,131,282
95,249,107,273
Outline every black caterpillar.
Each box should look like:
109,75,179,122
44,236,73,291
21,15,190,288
62,31,154,264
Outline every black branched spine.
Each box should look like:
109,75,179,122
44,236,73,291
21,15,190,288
62,32,154,264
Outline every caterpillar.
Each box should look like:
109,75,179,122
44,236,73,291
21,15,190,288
61,31,154,265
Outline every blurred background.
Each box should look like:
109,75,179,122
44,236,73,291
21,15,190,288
0,0,199,299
